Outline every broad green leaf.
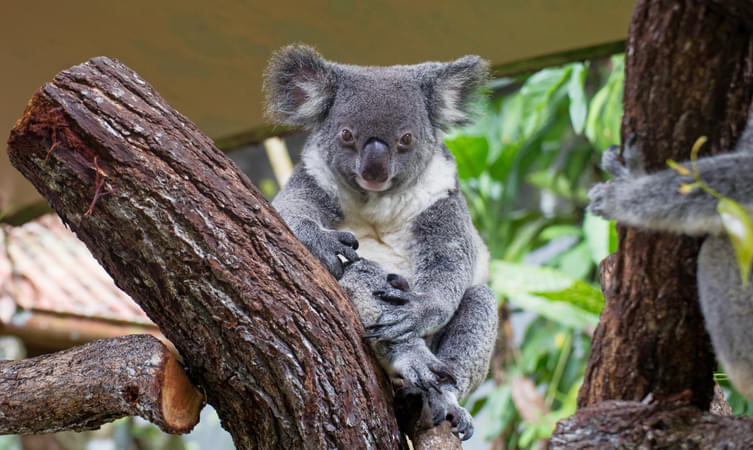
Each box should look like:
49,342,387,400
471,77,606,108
585,55,624,150
539,225,582,242
506,293,599,329
445,134,490,179
554,242,593,280
534,279,604,315
482,385,514,440
567,63,588,134
518,66,573,139
497,92,525,144
527,170,579,200
490,261,602,327
488,142,520,182
491,260,575,293
718,198,753,286
583,212,612,265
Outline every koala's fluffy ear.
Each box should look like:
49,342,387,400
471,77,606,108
263,45,337,127
423,56,489,130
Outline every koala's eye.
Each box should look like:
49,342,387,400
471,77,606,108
398,133,413,149
340,129,355,145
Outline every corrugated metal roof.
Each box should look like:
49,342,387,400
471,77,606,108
0,214,151,325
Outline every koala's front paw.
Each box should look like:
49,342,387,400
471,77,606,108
586,182,617,219
306,229,359,279
600,133,645,179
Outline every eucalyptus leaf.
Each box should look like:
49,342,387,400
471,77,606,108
567,63,588,134
717,198,753,286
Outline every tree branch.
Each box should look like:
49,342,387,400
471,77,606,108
551,395,753,448
0,334,202,434
6,56,403,448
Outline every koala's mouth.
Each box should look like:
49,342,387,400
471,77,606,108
356,176,392,192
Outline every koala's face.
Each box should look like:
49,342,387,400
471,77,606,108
264,45,488,194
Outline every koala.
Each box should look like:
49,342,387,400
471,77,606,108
588,124,753,403
264,45,498,440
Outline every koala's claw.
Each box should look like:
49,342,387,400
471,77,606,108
452,408,474,441
312,229,360,279
333,230,359,250
426,389,474,441
386,273,410,291
373,286,412,305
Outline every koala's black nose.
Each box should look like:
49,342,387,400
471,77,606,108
360,138,390,183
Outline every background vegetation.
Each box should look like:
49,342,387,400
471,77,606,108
447,55,753,449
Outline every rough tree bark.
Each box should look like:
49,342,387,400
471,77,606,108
3,57,443,448
551,0,753,447
0,335,202,434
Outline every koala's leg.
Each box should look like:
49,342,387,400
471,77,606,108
422,284,498,440
431,284,498,398
698,236,753,402
339,259,453,391
588,137,753,236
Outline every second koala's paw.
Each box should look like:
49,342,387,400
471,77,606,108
586,182,617,219
600,133,646,179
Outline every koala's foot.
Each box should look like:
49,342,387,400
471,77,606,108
366,287,426,341
394,386,474,441
388,341,456,392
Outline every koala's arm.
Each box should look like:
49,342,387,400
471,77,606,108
272,166,358,278
588,138,753,236
371,192,475,340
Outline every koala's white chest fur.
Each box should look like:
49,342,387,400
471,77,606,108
335,154,458,279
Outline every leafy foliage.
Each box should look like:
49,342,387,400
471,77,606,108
452,54,752,448
447,55,624,448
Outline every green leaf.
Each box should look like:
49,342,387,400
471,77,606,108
585,55,624,150
717,198,753,286
554,242,593,280
445,134,490,179
583,212,613,265
567,63,588,134
534,279,604,315
490,261,602,328
518,66,573,140
539,225,582,242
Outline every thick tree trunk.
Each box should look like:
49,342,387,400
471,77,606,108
577,0,753,409
0,335,202,434
6,57,403,449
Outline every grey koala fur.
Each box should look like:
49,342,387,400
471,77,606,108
265,44,498,439
588,120,753,403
